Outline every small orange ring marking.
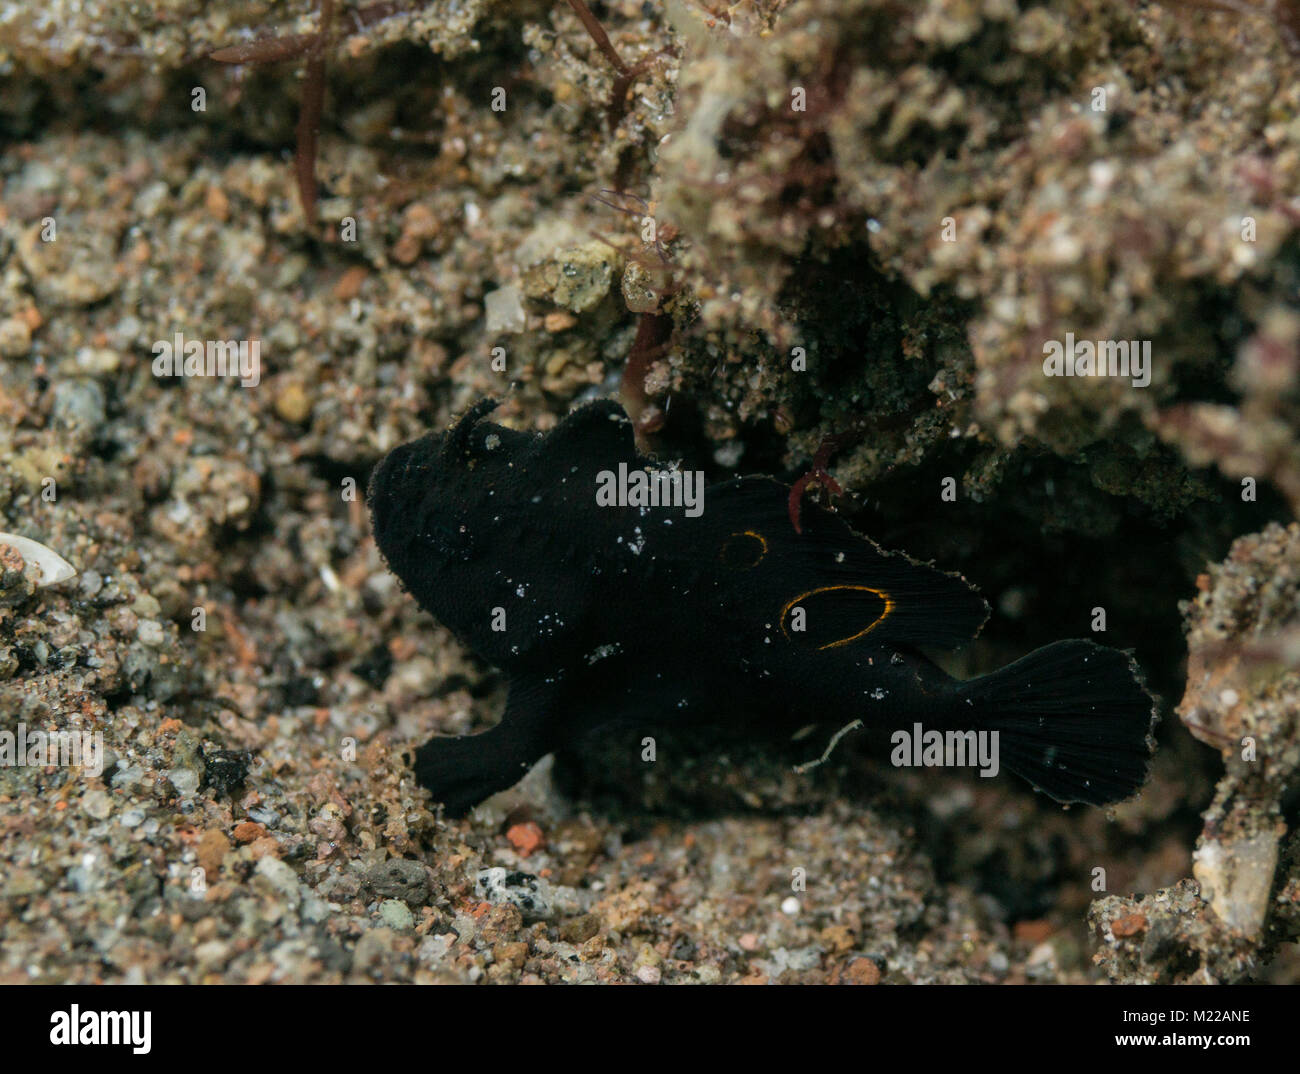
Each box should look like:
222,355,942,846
720,530,768,568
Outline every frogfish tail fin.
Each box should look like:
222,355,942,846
955,639,1157,806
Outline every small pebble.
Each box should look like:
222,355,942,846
378,899,415,931
0,316,32,357
82,790,112,820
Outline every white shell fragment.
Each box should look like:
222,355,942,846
0,532,78,588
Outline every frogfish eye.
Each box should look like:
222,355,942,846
425,520,473,561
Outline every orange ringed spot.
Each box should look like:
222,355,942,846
779,584,895,649
719,530,768,569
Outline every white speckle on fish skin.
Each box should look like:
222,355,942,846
585,643,622,665
484,433,501,451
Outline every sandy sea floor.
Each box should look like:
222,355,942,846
1,0,1299,984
